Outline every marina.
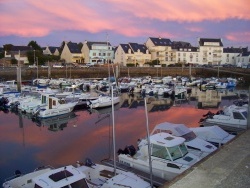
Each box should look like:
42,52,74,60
0,77,249,187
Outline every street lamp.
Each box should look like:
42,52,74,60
33,50,35,65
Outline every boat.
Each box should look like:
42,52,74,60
118,132,200,181
87,94,120,109
32,96,77,118
190,126,235,147
149,122,217,159
65,92,99,107
34,112,77,131
200,104,248,133
76,159,151,188
2,165,87,188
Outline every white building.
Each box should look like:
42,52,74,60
198,38,223,65
82,41,114,64
43,46,60,56
114,43,151,67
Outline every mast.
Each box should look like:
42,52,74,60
144,97,153,187
111,86,117,174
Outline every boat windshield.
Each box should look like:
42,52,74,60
181,131,196,141
242,111,247,119
151,143,188,161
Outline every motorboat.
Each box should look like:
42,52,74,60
2,165,86,188
32,96,77,118
87,94,120,109
65,92,99,107
34,112,77,131
118,132,200,181
200,104,248,133
150,122,217,159
76,159,151,188
190,126,235,147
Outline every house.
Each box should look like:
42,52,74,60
172,41,199,65
4,45,33,65
235,47,250,67
82,41,114,64
114,43,151,67
198,38,223,65
60,41,83,63
222,47,246,65
43,46,60,56
145,37,175,66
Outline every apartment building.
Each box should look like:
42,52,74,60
82,41,114,64
114,43,151,67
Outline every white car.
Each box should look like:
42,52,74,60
41,65,49,68
28,65,37,68
53,65,64,68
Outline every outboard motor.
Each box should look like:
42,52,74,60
85,158,95,167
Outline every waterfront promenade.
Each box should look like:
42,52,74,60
162,129,250,188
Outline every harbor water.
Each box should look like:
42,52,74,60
0,87,248,185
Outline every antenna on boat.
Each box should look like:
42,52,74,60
111,86,117,174
144,97,153,187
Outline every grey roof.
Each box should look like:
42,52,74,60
129,43,148,53
199,38,223,46
10,46,33,52
120,44,132,53
67,42,81,53
86,41,111,50
149,37,172,46
48,46,59,53
171,41,192,49
223,47,247,53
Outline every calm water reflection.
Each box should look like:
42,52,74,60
0,88,246,184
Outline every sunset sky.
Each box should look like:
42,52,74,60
1,0,250,48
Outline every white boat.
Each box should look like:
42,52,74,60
2,165,88,188
190,126,235,147
32,96,77,118
87,95,120,109
118,132,200,181
65,92,99,106
76,159,151,188
200,104,248,133
150,122,217,158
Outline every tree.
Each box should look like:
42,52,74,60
11,58,17,65
3,44,13,52
28,40,42,51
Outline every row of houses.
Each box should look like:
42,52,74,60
1,37,250,67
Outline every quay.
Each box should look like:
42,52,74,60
162,129,250,188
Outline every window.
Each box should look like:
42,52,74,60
93,53,96,56
151,144,170,160
233,112,245,120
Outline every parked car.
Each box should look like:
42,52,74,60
28,64,37,68
41,65,49,68
53,64,64,68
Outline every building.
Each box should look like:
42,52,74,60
60,41,83,63
43,46,60,56
172,41,199,65
235,47,250,67
198,38,223,65
114,43,151,67
4,45,33,65
145,37,175,66
82,41,114,64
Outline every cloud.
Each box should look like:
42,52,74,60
226,32,250,42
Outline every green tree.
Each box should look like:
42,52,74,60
28,40,42,51
3,44,13,52
11,58,17,65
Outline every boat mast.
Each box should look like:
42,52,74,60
144,97,153,187
111,86,117,174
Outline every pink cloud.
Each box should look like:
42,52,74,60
226,32,250,42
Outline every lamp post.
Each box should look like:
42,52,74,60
33,50,35,65
36,57,38,79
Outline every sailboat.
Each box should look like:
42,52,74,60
76,86,151,187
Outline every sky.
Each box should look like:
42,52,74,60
1,0,250,48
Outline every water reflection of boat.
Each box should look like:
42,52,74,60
34,112,77,131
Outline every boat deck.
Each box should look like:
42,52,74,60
101,159,167,187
